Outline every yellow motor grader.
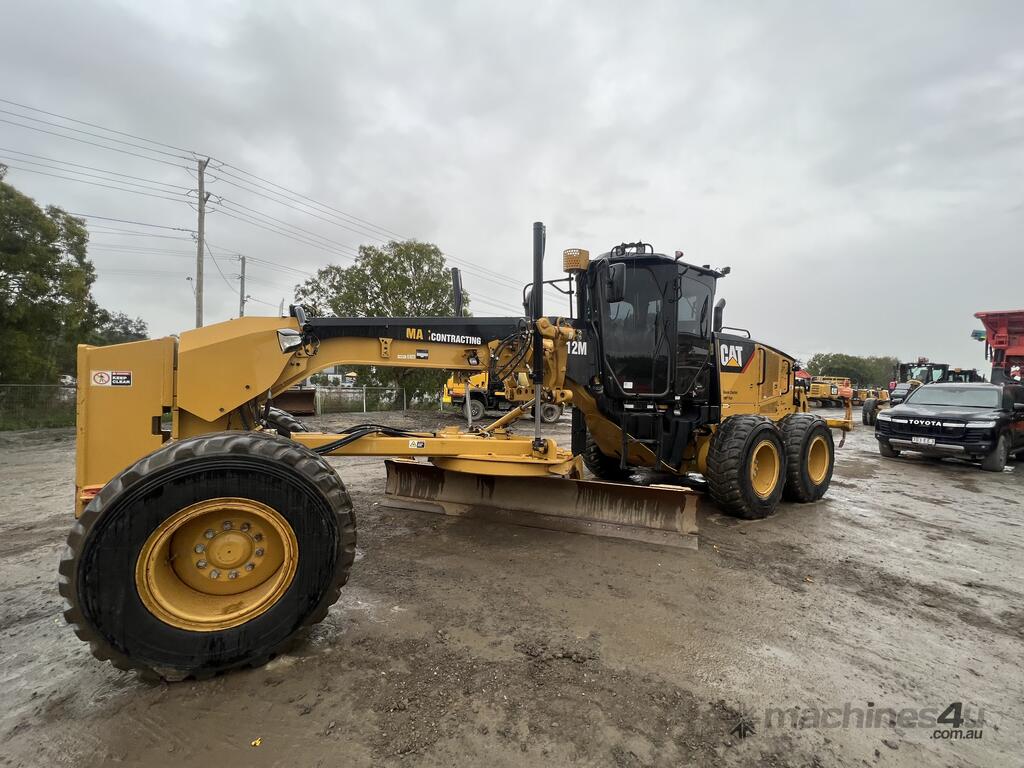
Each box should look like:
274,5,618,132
61,223,851,679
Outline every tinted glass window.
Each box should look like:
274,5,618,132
906,387,1001,408
677,275,712,338
602,266,670,395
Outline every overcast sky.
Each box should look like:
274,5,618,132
2,0,1022,367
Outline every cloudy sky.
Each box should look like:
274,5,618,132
2,0,1022,367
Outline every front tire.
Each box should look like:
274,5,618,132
779,414,834,502
705,415,786,519
581,433,632,482
878,440,900,458
59,431,355,680
980,434,1009,472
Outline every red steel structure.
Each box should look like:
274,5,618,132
975,309,1024,383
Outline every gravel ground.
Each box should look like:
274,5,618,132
0,407,1021,767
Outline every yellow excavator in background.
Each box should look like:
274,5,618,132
61,222,852,680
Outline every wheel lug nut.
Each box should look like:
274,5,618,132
204,529,215,539
253,533,263,542
196,559,207,569
210,569,220,579
194,544,205,554
255,548,264,557
245,563,255,571
240,522,251,532
222,521,233,530
228,570,239,580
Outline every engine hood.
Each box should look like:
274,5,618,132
887,404,1002,422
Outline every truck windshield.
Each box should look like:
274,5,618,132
906,387,1000,408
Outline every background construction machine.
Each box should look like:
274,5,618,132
61,223,852,680
975,309,1024,384
444,370,564,423
807,376,853,407
862,358,984,424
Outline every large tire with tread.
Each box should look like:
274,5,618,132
265,407,309,435
862,399,877,426
59,431,355,681
779,413,834,502
581,433,632,482
467,397,486,421
705,415,786,519
980,433,1009,472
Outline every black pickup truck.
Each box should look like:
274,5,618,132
874,382,1024,471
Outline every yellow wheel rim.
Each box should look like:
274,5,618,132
749,439,780,499
807,435,830,485
135,497,298,632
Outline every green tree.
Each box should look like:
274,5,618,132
805,353,899,387
89,310,149,347
0,166,147,383
294,240,470,398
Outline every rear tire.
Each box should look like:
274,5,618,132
779,414,834,502
862,399,877,426
878,440,899,458
59,431,355,681
582,433,632,482
265,407,309,435
980,434,1009,472
705,415,786,519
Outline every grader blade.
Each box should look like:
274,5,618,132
382,459,699,549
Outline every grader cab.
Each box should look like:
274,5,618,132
62,223,852,680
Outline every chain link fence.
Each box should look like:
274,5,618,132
0,385,77,430
317,386,408,414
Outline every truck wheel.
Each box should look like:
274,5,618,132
980,434,1009,472
468,398,485,421
862,399,876,426
539,403,564,423
878,440,900,458
581,433,632,482
779,414,834,502
265,407,309,435
705,415,786,519
59,431,355,681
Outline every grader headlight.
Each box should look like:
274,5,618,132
277,328,303,353
563,248,590,273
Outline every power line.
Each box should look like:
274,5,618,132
66,213,195,232
205,239,235,293
0,154,191,195
2,163,188,203
0,97,198,156
2,99,546,313
0,117,188,168
0,107,191,161
0,147,190,190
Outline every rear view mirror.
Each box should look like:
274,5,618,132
523,287,533,317
606,263,626,303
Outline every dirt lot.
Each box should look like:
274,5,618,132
1,408,1021,767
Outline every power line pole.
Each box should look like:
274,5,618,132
195,157,210,327
238,254,246,317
